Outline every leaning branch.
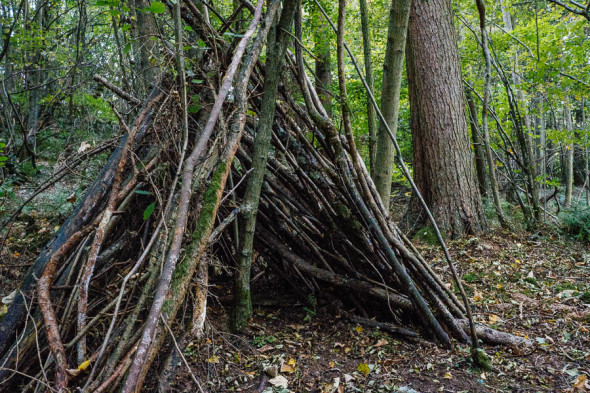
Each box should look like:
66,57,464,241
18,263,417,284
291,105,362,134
93,74,141,105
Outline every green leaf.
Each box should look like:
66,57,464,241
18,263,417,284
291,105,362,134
190,79,203,84
143,202,155,220
123,42,132,54
184,25,193,32
134,190,151,195
145,1,165,14
121,23,131,32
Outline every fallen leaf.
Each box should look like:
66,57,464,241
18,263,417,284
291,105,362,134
78,141,92,153
489,314,501,324
444,372,453,379
207,355,220,364
357,363,370,376
473,291,483,302
269,375,289,389
573,374,589,390
78,360,91,371
355,325,363,333
375,338,388,347
280,358,296,373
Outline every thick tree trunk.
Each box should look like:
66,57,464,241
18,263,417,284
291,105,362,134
373,0,411,212
404,0,486,237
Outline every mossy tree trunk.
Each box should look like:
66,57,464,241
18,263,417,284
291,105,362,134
230,0,297,333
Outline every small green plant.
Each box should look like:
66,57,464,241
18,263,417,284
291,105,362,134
462,272,480,283
303,294,317,322
559,207,590,242
414,224,439,245
252,335,277,348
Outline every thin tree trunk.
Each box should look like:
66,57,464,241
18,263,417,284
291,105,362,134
359,0,377,175
476,0,510,229
466,89,488,197
313,0,332,116
230,0,297,333
134,0,159,94
373,0,411,212
564,103,574,207
500,0,540,222
23,1,47,165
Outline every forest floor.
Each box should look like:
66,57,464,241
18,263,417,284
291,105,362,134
162,229,590,393
1,219,589,392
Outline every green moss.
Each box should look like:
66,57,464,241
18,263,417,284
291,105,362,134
472,348,492,371
165,161,227,313
414,225,439,245
336,202,351,219
462,272,480,283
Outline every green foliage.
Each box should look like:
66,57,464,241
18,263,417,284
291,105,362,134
143,1,165,14
0,142,7,167
303,294,317,322
462,272,480,284
142,201,155,221
560,207,590,242
252,334,277,348
414,224,439,245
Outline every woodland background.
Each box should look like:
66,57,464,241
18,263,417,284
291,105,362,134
0,0,589,392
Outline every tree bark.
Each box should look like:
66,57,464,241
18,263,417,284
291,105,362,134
313,0,332,116
359,0,377,176
564,103,574,207
404,0,486,237
134,0,159,94
466,89,488,197
231,0,297,333
373,0,411,212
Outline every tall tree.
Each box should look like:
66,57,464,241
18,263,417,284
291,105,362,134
475,0,510,228
313,0,332,116
22,0,48,165
359,0,377,175
134,0,159,94
404,0,486,237
564,102,574,207
466,89,488,197
372,0,411,212
230,0,297,333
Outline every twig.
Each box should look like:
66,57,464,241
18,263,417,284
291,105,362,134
220,168,253,204
160,316,206,393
